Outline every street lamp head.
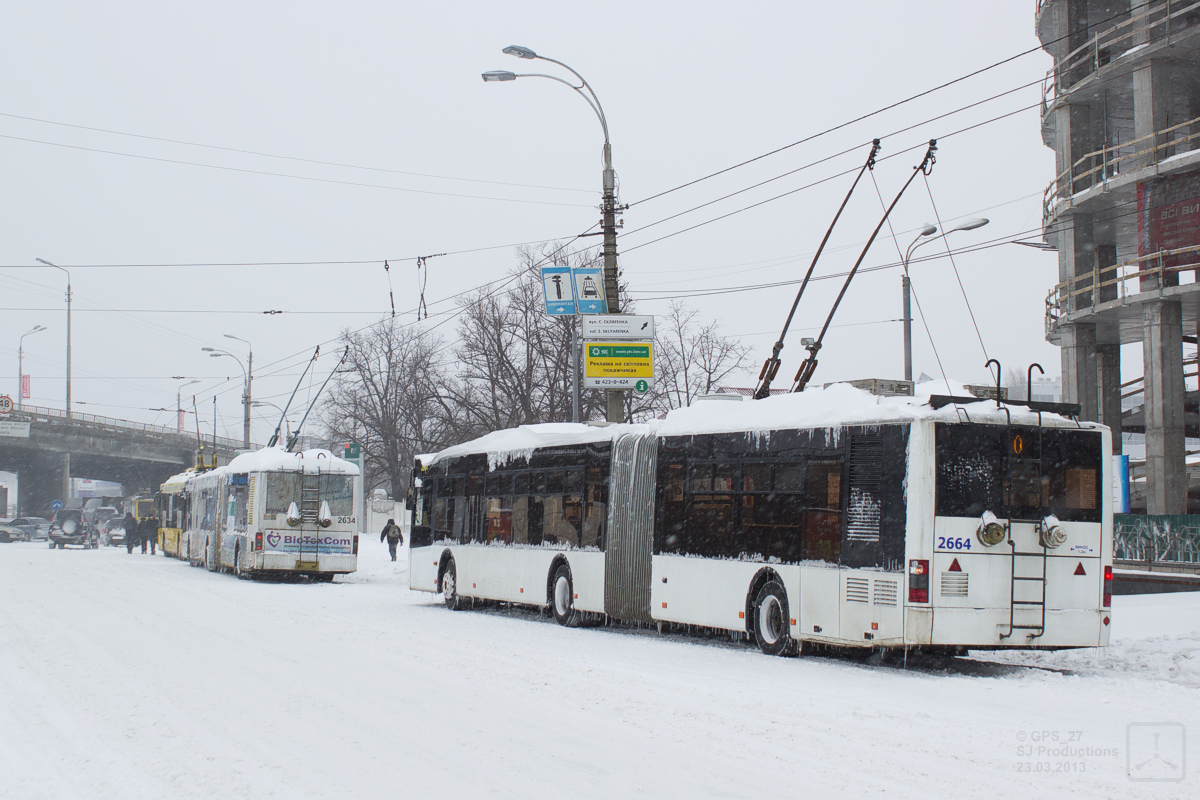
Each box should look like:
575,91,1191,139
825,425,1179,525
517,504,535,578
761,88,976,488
919,224,938,237
209,353,225,358
482,70,517,82
35,258,54,267
949,217,989,233
201,347,216,352
502,45,538,59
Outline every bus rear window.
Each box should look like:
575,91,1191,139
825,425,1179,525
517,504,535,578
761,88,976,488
935,424,1102,523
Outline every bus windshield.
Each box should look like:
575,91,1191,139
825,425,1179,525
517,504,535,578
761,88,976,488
264,473,355,516
935,423,1103,523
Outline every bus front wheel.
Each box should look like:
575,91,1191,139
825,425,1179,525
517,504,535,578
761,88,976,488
552,564,580,628
753,580,796,657
443,559,463,610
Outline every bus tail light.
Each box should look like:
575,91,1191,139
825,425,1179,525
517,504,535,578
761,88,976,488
908,559,929,604
255,531,263,551
1103,565,1112,607
353,535,359,555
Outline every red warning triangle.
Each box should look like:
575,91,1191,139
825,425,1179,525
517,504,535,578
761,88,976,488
948,558,962,572
1074,562,1086,576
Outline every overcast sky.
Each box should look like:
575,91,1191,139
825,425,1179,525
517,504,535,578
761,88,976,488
1,1,1077,445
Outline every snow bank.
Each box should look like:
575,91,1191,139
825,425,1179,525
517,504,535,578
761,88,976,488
420,423,639,470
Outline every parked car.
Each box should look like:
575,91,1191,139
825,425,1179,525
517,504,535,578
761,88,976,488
0,520,25,543
7,517,51,541
99,518,127,547
48,510,97,549
87,506,120,530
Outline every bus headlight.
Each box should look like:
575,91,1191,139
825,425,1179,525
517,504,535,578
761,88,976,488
977,511,1006,546
1040,515,1067,549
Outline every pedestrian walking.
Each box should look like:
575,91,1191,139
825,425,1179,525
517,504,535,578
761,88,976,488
140,515,158,555
123,512,139,554
380,518,403,562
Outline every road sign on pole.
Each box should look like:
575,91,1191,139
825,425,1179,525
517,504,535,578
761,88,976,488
581,315,655,339
572,267,607,314
51,499,63,511
540,266,576,315
584,342,654,390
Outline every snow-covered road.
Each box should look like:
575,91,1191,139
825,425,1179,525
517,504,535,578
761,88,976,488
2,540,1197,799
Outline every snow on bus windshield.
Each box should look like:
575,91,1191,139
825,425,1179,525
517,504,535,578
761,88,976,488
264,473,354,516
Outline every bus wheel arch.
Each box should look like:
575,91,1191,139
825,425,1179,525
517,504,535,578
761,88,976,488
753,578,796,657
547,557,580,628
439,551,462,610
745,568,783,637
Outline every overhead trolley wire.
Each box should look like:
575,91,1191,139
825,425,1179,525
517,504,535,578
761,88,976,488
626,1,1151,210
0,110,595,194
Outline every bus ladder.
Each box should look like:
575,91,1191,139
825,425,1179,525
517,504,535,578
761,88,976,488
1000,519,1047,642
298,471,321,565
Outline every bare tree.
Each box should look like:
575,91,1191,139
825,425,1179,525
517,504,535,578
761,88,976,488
322,321,457,497
450,243,607,434
633,300,755,419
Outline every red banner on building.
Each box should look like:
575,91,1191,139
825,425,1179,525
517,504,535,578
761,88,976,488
1138,169,1200,288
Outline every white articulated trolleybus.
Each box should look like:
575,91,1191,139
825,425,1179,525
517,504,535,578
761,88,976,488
183,446,362,580
409,383,1113,655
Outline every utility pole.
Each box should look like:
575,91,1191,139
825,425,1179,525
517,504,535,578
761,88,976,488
602,140,624,423
36,259,71,418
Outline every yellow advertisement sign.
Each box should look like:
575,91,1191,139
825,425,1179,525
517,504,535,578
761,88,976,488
584,342,654,390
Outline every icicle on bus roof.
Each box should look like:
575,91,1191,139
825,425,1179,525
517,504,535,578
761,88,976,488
417,380,1103,471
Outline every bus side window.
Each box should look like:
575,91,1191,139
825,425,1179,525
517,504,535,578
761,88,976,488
803,460,843,564
582,465,606,550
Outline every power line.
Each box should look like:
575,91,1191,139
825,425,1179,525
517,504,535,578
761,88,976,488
0,110,594,194
0,133,594,208
626,1,1149,209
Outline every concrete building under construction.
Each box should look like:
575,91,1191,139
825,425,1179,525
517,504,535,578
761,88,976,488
1039,0,1200,512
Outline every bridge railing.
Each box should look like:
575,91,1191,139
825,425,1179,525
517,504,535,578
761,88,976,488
11,404,245,450
1114,514,1200,565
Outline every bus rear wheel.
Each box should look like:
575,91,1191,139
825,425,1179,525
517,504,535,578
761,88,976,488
552,564,580,628
443,559,463,610
753,580,795,657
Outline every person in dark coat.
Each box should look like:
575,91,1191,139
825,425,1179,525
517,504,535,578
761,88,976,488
140,515,158,555
123,512,139,554
380,518,403,561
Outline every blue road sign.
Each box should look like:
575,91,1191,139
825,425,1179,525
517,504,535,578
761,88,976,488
51,499,63,511
572,267,606,314
541,266,576,315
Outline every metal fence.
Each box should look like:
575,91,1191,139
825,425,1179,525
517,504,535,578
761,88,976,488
10,403,245,450
1114,514,1200,564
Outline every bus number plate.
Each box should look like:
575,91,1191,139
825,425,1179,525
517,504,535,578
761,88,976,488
937,536,972,551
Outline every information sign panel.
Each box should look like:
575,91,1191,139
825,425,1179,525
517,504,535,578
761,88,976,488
0,421,30,438
584,342,654,390
581,315,655,340
571,267,607,314
540,266,576,315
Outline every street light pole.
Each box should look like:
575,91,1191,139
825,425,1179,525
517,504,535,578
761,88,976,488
17,325,46,410
202,347,247,446
177,379,201,431
900,218,989,381
484,46,625,422
224,334,253,448
35,259,71,418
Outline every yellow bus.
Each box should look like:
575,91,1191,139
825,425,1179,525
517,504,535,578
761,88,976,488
155,474,192,559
